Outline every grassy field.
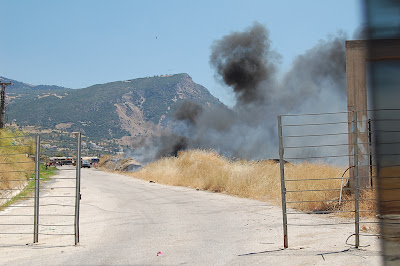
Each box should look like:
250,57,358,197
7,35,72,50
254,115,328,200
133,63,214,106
0,164,57,210
0,129,35,190
0,129,42,208
117,149,377,217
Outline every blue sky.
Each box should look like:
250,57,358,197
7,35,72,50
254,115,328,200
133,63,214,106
0,0,362,106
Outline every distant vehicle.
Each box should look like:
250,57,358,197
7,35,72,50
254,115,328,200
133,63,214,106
81,160,91,168
49,156,73,166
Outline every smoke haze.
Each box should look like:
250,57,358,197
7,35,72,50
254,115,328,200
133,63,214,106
134,23,349,163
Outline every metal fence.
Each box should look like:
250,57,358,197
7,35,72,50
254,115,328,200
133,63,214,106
0,132,36,242
0,132,82,245
278,110,380,249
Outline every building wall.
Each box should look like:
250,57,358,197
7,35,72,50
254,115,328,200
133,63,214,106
346,40,370,188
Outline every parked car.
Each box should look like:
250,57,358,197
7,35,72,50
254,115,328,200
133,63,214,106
81,160,91,168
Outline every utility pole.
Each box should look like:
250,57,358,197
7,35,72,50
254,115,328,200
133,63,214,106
0,81,12,129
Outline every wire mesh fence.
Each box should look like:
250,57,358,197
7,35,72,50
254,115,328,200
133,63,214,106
278,110,382,249
37,134,81,244
0,132,82,245
0,131,36,243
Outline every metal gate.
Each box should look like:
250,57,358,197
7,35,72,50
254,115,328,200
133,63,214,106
278,111,378,248
0,132,82,245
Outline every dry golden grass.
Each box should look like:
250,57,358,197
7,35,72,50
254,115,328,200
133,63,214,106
133,150,281,202
98,154,115,168
284,162,348,211
341,188,377,217
0,129,35,191
125,149,377,217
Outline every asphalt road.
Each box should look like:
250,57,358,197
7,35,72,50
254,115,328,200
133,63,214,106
0,167,382,265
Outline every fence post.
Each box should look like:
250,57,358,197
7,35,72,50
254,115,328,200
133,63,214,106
278,115,288,248
368,119,373,187
353,112,360,248
74,133,82,245
33,134,40,243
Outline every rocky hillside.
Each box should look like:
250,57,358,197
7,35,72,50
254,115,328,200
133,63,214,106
3,74,225,149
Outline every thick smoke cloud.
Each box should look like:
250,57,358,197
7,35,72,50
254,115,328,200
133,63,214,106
133,23,349,163
174,101,204,124
210,22,278,104
155,135,188,158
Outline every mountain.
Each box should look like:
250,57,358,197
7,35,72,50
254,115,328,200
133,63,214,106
3,74,225,151
0,76,70,92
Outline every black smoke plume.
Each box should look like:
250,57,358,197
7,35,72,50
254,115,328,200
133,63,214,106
155,135,188,158
174,101,203,124
210,22,279,104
